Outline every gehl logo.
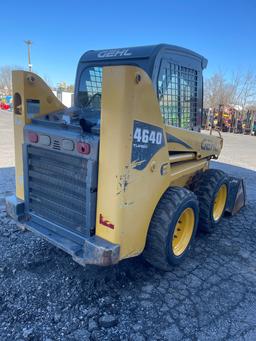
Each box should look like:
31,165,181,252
97,49,132,58
201,138,218,152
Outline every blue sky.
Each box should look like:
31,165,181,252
2,0,256,85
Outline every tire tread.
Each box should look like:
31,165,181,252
190,169,228,232
143,187,198,271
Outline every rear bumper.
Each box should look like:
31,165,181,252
5,195,26,222
5,195,120,266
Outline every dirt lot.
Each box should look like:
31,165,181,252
1,110,256,340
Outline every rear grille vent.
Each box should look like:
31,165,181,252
27,145,88,235
52,139,61,150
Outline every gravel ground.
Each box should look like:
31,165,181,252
1,110,256,340
1,203,256,341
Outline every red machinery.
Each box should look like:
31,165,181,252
0,102,10,110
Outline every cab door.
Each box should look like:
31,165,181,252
152,52,203,131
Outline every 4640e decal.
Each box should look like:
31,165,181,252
131,121,165,170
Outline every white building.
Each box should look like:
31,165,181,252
52,90,74,108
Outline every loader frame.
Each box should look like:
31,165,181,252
5,44,245,266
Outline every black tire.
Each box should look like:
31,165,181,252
143,187,199,271
190,169,229,233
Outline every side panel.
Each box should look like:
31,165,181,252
12,71,65,199
96,66,171,259
165,125,223,158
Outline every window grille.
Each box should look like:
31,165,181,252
78,67,102,108
158,62,198,129
85,67,102,97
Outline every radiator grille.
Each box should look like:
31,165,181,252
27,145,88,235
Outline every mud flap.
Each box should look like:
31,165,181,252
225,177,246,215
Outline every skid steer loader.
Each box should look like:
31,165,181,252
6,44,246,270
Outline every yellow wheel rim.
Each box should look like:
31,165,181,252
213,184,227,221
172,208,195,256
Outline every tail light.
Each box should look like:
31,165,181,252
77,142,90,155
28,132,38,143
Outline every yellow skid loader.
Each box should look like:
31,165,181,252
6,44,246,270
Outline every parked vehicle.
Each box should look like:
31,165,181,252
6,44,246,271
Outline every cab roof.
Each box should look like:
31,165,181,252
79,43,208,69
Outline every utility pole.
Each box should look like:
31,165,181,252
24,40,32,71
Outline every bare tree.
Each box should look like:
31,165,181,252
66,84,74,92
204,70,256,113
204,72,235,110
0,65,23,96
232,70,256,112
0,66,13,95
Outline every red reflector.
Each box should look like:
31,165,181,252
28,132,38,143
77,142,90,154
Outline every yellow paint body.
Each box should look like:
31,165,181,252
95,66,222,260
12,71,65,199
12,66,222,262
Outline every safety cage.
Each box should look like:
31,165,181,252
76,44,207,130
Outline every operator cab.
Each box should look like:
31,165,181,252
36,44,207,133
75,44,207,132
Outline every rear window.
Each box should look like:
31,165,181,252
78,66,102,109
